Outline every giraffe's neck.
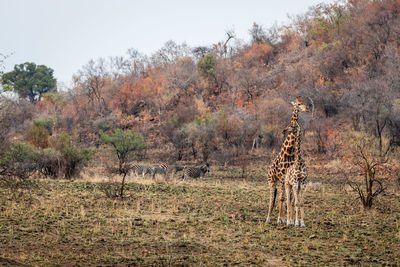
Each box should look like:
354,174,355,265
294,126,302,168
290,107,300,125
278,107,301,159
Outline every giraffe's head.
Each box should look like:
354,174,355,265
291,96,310,113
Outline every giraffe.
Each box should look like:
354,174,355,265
266,96,310,224
284,122,308,227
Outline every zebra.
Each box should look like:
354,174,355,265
182,163,210,180
150,164,168,179
169,164,186,179
150,164,186,179
171,164,185,172
131,164,152,178
169,164,185,175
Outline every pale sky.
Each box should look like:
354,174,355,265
1,0,332,87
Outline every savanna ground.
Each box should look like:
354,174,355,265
1,165,400,266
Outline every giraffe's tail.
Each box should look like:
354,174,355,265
271,187,277,210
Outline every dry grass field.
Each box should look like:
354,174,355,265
1,166,400,266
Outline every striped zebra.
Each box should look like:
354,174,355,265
182,163,210,180
151,164,186,179
171,164,185,172
150,164,168,179
131,164,152,178
169,164,185,175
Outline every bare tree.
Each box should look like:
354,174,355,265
341,131,392,211
0,99,34,150
150,40,191,67
343,78,394,155
249,22,268,44
185,115,218,163
73,58,111,116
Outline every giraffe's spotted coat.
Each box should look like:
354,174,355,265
266,96,310,225
285,123,308,227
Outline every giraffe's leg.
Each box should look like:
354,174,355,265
299,182,306,227
290,189,295,224
277,182,285,225
266,180,276,224
293,182,300,227
285,183,293,225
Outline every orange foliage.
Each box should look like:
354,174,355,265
235,96,246,108
243,43,274,66
133,73,165,99
110,71,166,115
194,97,210,118
116,110,136,128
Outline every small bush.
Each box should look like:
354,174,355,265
25,120,50,148
93,115,117,133
0,142,39,193
0,142,38,178
33,118,54,132
259,124,280,149
50,133,93,179
185,113,218,162
37,148,63,178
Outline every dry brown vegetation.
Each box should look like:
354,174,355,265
1,0,400,265
1,169,400,266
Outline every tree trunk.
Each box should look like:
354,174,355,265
191,143,197,160
375,118,386,156
177,149,183,161
361,168,375,210
120,173,127,198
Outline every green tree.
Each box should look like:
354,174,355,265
100,129,146,198
2,62,56,102
197,53,217,79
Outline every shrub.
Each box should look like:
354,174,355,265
0,99,35,151
161,113,191,161
259,124,280,149
25,120,50,148
185,113,218,162
50,133,92,179
37,148,63,178
0,142,39,193
33,118,54,132
93,115,117,133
